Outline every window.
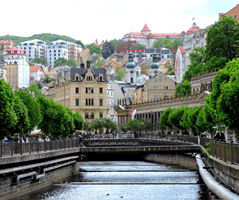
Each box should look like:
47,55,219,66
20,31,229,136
90,112,94,119
99,112,103,118
86,99,94,106
86,87,93,93
99,87,103,93
99,76,103,81
76,99,79,106
159,76,162,80
85,112,89,119
9,73,11,76
234,15,237,19
154,95,158,100
99,99,103,106
153,86,155,90
155,78,157,81
164,95,168,99
165,78,167,80
86,76,92,81
156,86,158,90
75,87,79,93
163,86,169,90
76,76,79,81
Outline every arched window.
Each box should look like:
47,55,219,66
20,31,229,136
75,76,79,81
99,76,103,81
131,77,133,83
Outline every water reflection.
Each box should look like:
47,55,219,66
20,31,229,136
16,161,208,200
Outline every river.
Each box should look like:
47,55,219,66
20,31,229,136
16,158,208,200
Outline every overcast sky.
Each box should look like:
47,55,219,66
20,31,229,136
1,0,238,44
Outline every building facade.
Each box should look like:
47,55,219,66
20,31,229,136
41,61,109,121
30,66,43,84
175,46,186,83
107,84,114,120
219,4,239,21
18,39,47,62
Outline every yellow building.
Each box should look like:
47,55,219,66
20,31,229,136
116,53,128,72
77,49,90,67
6,63,18,88
103,57,117,72
41,61,109,121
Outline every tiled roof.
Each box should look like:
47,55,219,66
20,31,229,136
186,27,197,34
125,32,146,36
30,66,41,72
147,33,156,39
0,40,13,44
93,43,100,46
141,24,151,31
179,46,185,54
7,46,23,51
154,33,181,37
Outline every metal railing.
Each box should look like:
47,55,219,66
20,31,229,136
84,133,239,165
0,138,78,157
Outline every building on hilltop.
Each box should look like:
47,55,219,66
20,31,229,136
0,40,14,49
219,4,239,21
41,60,109,121
18,39,47,62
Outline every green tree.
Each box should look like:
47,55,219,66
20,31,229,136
136,42,146,49
84,121,91,132
8,94,30,138
42,77,52,83
76,40,86,49
0,78,18,139
141,121,150,133
165,60,175,75
115,69,125,81
154,120,166,133
92,54,105,68
174,80,191,97
187,106,202,134
126,119,142,133
180,106,190,130
152,39,163,48
208,58,239,136
160,107,173,129
73,112,84,131
54,57,67,67
63,107,76,136
102,40,115,59
89,44,102,55
168,106,186,130
205,16,239,63
110,39,119,50
28,82,41,98
28,61,35,66
163,38,173,49
15,88,42,133
102,118,117,133
91,118,104,134
120,123,128,132
171,38,182,49
67,58,77,68
32,57,46,65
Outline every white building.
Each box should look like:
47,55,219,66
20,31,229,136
46,40,82,69
175,46,186,83
18,39,47,62
107,84,114,120
18,58,30,88
30,66,44,84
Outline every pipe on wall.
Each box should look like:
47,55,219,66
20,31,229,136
15,160,76,184
196,154,239,200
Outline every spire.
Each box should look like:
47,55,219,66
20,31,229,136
150,48,159,69
141,24,151,31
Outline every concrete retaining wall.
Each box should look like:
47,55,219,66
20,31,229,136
0,161,79,200
143,153,197,170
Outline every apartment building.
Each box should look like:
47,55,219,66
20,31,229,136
18,39,47,62
41,61,109,121
6,58,30,89
46,40,82,69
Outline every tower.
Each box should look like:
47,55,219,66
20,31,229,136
141,24,151,36
149,49,161,77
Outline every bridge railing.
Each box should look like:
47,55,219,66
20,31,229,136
0,139,79,157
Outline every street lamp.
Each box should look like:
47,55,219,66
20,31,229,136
151,110,153,133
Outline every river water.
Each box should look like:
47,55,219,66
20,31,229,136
17,160,208,200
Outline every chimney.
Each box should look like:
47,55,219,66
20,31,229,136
80,57,85,68
86,59,90,68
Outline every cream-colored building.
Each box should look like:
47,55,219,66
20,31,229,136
41,61,109,121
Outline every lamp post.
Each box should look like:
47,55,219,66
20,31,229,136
151,110,153,133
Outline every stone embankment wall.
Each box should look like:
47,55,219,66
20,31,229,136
0,161,79,200
143,153,197,170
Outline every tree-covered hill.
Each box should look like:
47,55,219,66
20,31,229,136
0,33,78,45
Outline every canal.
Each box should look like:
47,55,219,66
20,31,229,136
16,156,209,200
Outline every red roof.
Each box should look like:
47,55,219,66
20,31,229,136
30,66,41,72
125,32,146,36
179,46,185,54
141,24,151,31
42,83,48,86
170,49,177,53
0,40,13,44
186,27,197,34
147,33,156,39
6,46,26,55
119,49,145,53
